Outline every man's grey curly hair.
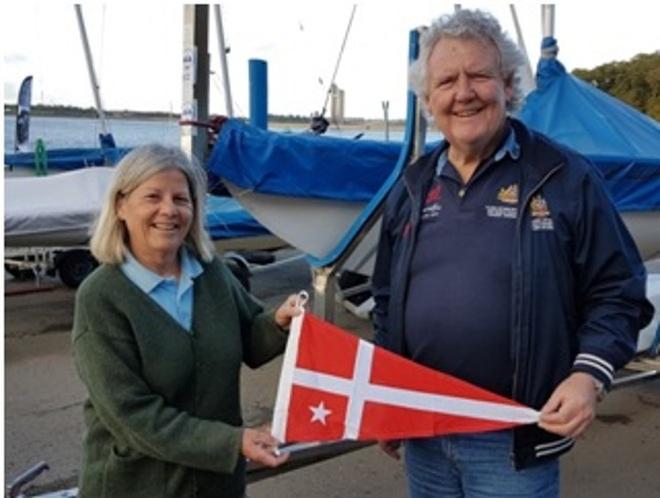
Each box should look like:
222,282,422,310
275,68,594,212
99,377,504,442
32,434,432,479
409,9,527,113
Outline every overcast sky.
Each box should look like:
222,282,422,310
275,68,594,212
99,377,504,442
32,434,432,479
3,1,659,120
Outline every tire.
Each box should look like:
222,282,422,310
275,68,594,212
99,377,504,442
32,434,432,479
4,264,35,281
56,250,98,288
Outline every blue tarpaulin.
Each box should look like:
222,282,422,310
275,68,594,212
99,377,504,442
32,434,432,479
208,119,403,202
205,195,268,239
517,37,660,211
5,143,131,171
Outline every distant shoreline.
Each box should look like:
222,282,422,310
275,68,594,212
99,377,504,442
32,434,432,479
3,104,406,131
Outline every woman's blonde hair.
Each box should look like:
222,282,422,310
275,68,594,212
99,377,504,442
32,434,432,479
90,144,215,264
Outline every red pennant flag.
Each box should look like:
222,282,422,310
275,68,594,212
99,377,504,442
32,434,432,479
272,312,539,443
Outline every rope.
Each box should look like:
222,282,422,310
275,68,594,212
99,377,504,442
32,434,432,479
319,4,357,118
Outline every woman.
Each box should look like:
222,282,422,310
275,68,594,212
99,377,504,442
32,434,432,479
73,144,299,497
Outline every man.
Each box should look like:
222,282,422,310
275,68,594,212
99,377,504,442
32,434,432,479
371,9,653,498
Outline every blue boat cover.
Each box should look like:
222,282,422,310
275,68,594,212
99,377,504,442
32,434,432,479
208,119,403,202
205,195,269,239
4,146,132,170
4,133,130,171
517,37,660,211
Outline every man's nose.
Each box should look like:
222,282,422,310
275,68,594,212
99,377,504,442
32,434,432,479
455,74,475,101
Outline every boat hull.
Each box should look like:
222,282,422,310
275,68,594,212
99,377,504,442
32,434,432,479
226,181,660,271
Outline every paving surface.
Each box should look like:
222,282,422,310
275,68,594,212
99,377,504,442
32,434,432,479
4,252,660,497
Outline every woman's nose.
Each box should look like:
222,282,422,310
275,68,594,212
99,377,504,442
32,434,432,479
159,197,178,214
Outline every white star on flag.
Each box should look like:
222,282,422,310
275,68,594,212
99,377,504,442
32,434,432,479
272,310,539,444
309,401,332,425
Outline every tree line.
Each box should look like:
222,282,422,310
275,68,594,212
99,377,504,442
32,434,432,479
572,51,660,121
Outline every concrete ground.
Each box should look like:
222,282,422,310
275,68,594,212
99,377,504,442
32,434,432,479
4,252,660,497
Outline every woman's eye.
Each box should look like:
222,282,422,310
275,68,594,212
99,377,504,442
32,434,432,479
175,197,191,205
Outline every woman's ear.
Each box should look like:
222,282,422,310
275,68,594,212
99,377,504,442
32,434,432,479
116,194,126,221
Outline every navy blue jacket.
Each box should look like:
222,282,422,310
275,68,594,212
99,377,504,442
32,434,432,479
371,119,653,468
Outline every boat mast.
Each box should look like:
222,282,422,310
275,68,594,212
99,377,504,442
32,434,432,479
541,4,555,38
74,4,108,135
181,5,210,163
213,5,233,118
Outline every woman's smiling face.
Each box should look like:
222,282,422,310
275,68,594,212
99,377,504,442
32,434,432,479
117,169,194,267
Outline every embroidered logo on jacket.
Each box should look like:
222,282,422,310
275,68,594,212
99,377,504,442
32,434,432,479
486,183,518,219
421,184,443,220
530,194,554,231
497,184,519,204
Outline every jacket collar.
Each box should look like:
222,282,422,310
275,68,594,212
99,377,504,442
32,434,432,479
403,118,566,201
509,118,566,186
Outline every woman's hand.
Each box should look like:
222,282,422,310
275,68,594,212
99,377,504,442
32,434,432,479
378,439,402,460
242,427,289,467
274,294,303,330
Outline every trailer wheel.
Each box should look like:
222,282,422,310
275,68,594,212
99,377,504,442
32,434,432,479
4,264,35,281
56,250,98,288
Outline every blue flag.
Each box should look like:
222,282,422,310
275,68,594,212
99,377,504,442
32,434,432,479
15,75,33,152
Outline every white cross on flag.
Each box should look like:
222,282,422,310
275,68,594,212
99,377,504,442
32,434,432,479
272,311,539,443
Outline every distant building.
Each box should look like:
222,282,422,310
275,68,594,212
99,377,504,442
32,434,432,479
330,84,345,124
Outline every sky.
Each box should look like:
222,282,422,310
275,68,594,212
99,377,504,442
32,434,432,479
2,1,659,120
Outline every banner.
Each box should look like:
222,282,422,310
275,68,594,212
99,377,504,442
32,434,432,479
15,75,33,152
272,311,538,443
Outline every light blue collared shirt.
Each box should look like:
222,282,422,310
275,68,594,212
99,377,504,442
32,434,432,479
436,125,521,177
120,248,204,332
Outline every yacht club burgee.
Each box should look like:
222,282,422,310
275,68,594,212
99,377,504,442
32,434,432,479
272,300,539,444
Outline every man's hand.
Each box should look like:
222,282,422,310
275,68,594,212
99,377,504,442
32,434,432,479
538,372,599,438
378,439,402,460
242,427,289,467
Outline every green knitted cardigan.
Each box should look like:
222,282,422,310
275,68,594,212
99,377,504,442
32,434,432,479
73,258,287,498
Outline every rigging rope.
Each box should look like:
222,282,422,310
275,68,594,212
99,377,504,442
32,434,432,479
311,4,357,134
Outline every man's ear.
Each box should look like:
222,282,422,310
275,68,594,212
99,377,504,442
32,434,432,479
504,74,515,103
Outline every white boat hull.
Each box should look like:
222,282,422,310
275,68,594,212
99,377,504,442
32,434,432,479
226,181,660,272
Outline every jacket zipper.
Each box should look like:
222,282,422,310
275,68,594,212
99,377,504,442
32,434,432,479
398,179,422,353
511,162,564,400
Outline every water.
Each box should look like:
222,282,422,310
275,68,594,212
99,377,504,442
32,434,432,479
4,115,180,151
4,115,439,152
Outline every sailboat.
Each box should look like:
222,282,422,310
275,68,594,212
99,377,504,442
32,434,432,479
4,6,129,177
207,14,660,357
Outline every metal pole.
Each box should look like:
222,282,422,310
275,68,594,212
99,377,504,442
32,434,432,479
541,4,555,38
382,101,390,142
249,59,268,129
509,4,535,94
74,4,108,134
181,5,210,164
213,4,234,117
